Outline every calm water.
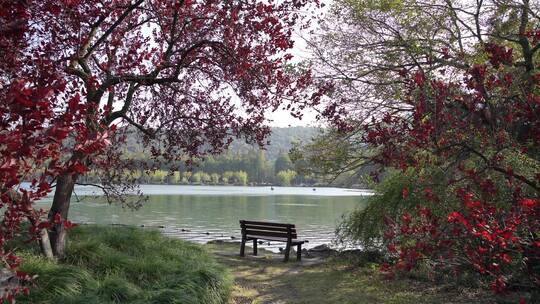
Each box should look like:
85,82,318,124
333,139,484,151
35,185,371,251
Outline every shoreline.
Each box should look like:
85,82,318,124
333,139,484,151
5,225,531,303
29,183,374,200
74,222,352,254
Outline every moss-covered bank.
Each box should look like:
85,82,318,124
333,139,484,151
15,225,231,304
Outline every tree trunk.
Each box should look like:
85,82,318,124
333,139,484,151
38,228,54,260
48,173,76,258
1,186,56,259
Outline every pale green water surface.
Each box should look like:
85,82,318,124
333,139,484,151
36,185,370,251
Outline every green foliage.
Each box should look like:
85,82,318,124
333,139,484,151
172,171,181,184
210,173,220,185
234,171,248,186
336,149,540,249
289,129,377,187
343,0,404,14
149,170,167,184
122,126,319,164
335,168,451,250
191,171,203,184
276,170,297,186
108,126,320,184
290,129,353,175
274,153,293,173
200,172,212,184
17,226,231,304
182,172,192,184
336,170,406,249
222,171,233,184
82,156,324,186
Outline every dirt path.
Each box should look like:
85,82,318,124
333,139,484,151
206,242,508,304
211,245,331,304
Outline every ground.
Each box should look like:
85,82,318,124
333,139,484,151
207,242,524,304
8,226,532,303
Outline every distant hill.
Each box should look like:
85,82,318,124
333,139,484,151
121,126,321,161
227,126,320,160
89,126,324,186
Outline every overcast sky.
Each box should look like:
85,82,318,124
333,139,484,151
266,1,331,127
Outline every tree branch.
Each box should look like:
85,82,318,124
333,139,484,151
120,114,154,137
105,82,138,124
461,144,540,192
83,0,145,59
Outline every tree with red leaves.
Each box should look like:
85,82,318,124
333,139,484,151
304,0,539,297
1,0,318,299
372,44,540,293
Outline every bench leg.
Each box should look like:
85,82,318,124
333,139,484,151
297,244,302,261
253,239,258,256
240,238,246,257
284,241,291,262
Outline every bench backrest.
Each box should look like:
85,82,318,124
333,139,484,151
240,220,297,239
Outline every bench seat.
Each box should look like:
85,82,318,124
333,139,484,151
245,235,306,245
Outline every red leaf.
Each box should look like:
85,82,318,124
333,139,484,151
402,187,409,200
71,162,88,174
53,213,62,224
63,220,77,229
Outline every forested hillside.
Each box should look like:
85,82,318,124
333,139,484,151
227,127,321,161
83,127,324,186
122,126,320,161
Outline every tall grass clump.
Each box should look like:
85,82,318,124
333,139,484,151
16,225,231,304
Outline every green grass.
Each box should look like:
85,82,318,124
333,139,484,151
15,225,232,304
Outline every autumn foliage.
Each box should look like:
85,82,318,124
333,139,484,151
1,0,317,300
363,39,540,293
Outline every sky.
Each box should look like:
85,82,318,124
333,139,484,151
266,39,315,127
267,107,319,128
266,1,331,127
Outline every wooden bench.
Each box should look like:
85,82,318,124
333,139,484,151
239,220,306,262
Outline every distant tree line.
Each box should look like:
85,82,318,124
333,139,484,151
80,150,325,186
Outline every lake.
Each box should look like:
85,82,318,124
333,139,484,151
36,185,371,251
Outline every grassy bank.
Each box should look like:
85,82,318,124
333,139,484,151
15,225,231,304
207,242,525,304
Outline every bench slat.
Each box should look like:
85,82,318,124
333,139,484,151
245,230,297,238
240,220,294,228
245,235,306,244
242,224,296,233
